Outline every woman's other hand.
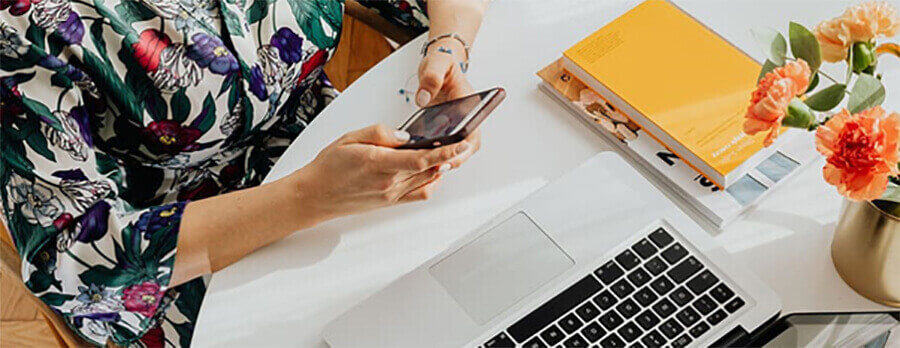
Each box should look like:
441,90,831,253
292,124,475,221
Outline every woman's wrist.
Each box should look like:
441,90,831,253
278,167,334,229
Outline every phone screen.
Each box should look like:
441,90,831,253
404,90,492,143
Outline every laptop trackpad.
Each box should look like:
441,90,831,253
429,212,574,324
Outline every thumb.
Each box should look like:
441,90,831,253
339,124,410,147
416,56,451,107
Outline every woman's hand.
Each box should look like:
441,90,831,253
291,124,474,221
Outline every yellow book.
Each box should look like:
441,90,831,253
562,0,779,188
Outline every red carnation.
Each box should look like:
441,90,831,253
132,29,171,72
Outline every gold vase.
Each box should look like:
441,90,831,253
831,199,900,307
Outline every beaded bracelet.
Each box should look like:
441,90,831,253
420,32,470,73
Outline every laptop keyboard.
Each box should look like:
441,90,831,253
481,227,745,348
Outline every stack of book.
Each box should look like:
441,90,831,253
538,0,817,228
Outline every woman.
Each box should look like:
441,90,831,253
0,0,487,345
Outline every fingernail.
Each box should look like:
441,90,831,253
456,141,470,154
416,90,431,107
438,163,452,173
394,130,410,142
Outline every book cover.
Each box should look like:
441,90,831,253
562,0,772,188
537,58,817,228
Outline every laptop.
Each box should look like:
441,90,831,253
323,152,781,347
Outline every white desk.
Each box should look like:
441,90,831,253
192,0,898,346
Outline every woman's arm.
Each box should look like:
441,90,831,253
171,125,472,286
415,0,489,107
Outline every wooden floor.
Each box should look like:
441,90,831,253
0,14,393,347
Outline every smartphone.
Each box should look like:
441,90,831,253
397,87,505,149
754,312,900,347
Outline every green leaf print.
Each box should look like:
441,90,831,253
246,0,270,24
287,0,342,48
89,20,112,66
25,22,46,50
39,292,75,306
171,89,192,123
114,0,157,23
25,131,56,162
221,4,246,38
190,94,217,133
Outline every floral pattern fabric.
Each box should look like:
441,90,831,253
0,0,427,346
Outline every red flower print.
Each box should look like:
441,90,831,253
139,326,165,348
142,120,202,155
132,29,172,72
122,281,163,317
297,49,327,84
398,0,410,12
0,0,39,16
177,177,220,201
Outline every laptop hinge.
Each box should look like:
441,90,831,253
710,325,750,347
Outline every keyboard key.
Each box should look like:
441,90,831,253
707,309,728,325
725,297,746,313
563,333,588,348
627,269,652,287
670,286,695,306
599,311,624,331
593,290,616,310
652,298,677,318
635,310,661,330
539,325,565,346
632,239,658,259
672,334,693,348
659,319,684,339
595,261,625,285
575,302,600,321
611,279,635,298
689,322,710,338
617,322,643,342
615,250,641,270
523,336,546,348
616,298,640,319
558,313,584,334
668,257,702,283
484,332,515,348
507,276,602,342
581,322,606,343
599,333,626,347
661,243,688,264
641,330,666,348
687,270,719,294
648,228,674,248
710,284,735,304
650,277,675,295
633,287,658,306
632,342,646,348
644,257,668,276
692,295,716,315
676,307,701,327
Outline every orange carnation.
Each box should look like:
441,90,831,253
815,107,900,201
814,1,900,62
744,59,811,146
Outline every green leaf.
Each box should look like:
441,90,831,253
39,292,75,307
25,132,56,162
26,269,53,292
79,265,139,287
190,94,216,133
751,27,787,65
221,4,245,37
114,0,156,23
805,72,819,93
25,23,46,50
50,72,73,89
287,0,342,48
848,74,886,113
171,89,191,123
789,22,822,70
804,83,845,111
758,60,777,82
247,0,270,23
89,20,111,66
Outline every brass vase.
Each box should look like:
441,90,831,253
831,199,900,307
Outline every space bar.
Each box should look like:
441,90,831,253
507,275,602,343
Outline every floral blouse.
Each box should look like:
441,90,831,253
0,0,427,346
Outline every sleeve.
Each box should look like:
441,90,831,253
1,18,188,347
355,0,430,34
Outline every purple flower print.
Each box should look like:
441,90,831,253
186,33,238,75
270,27,303,64
249,65,267,100
76,201,109,243
56,11,84,45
